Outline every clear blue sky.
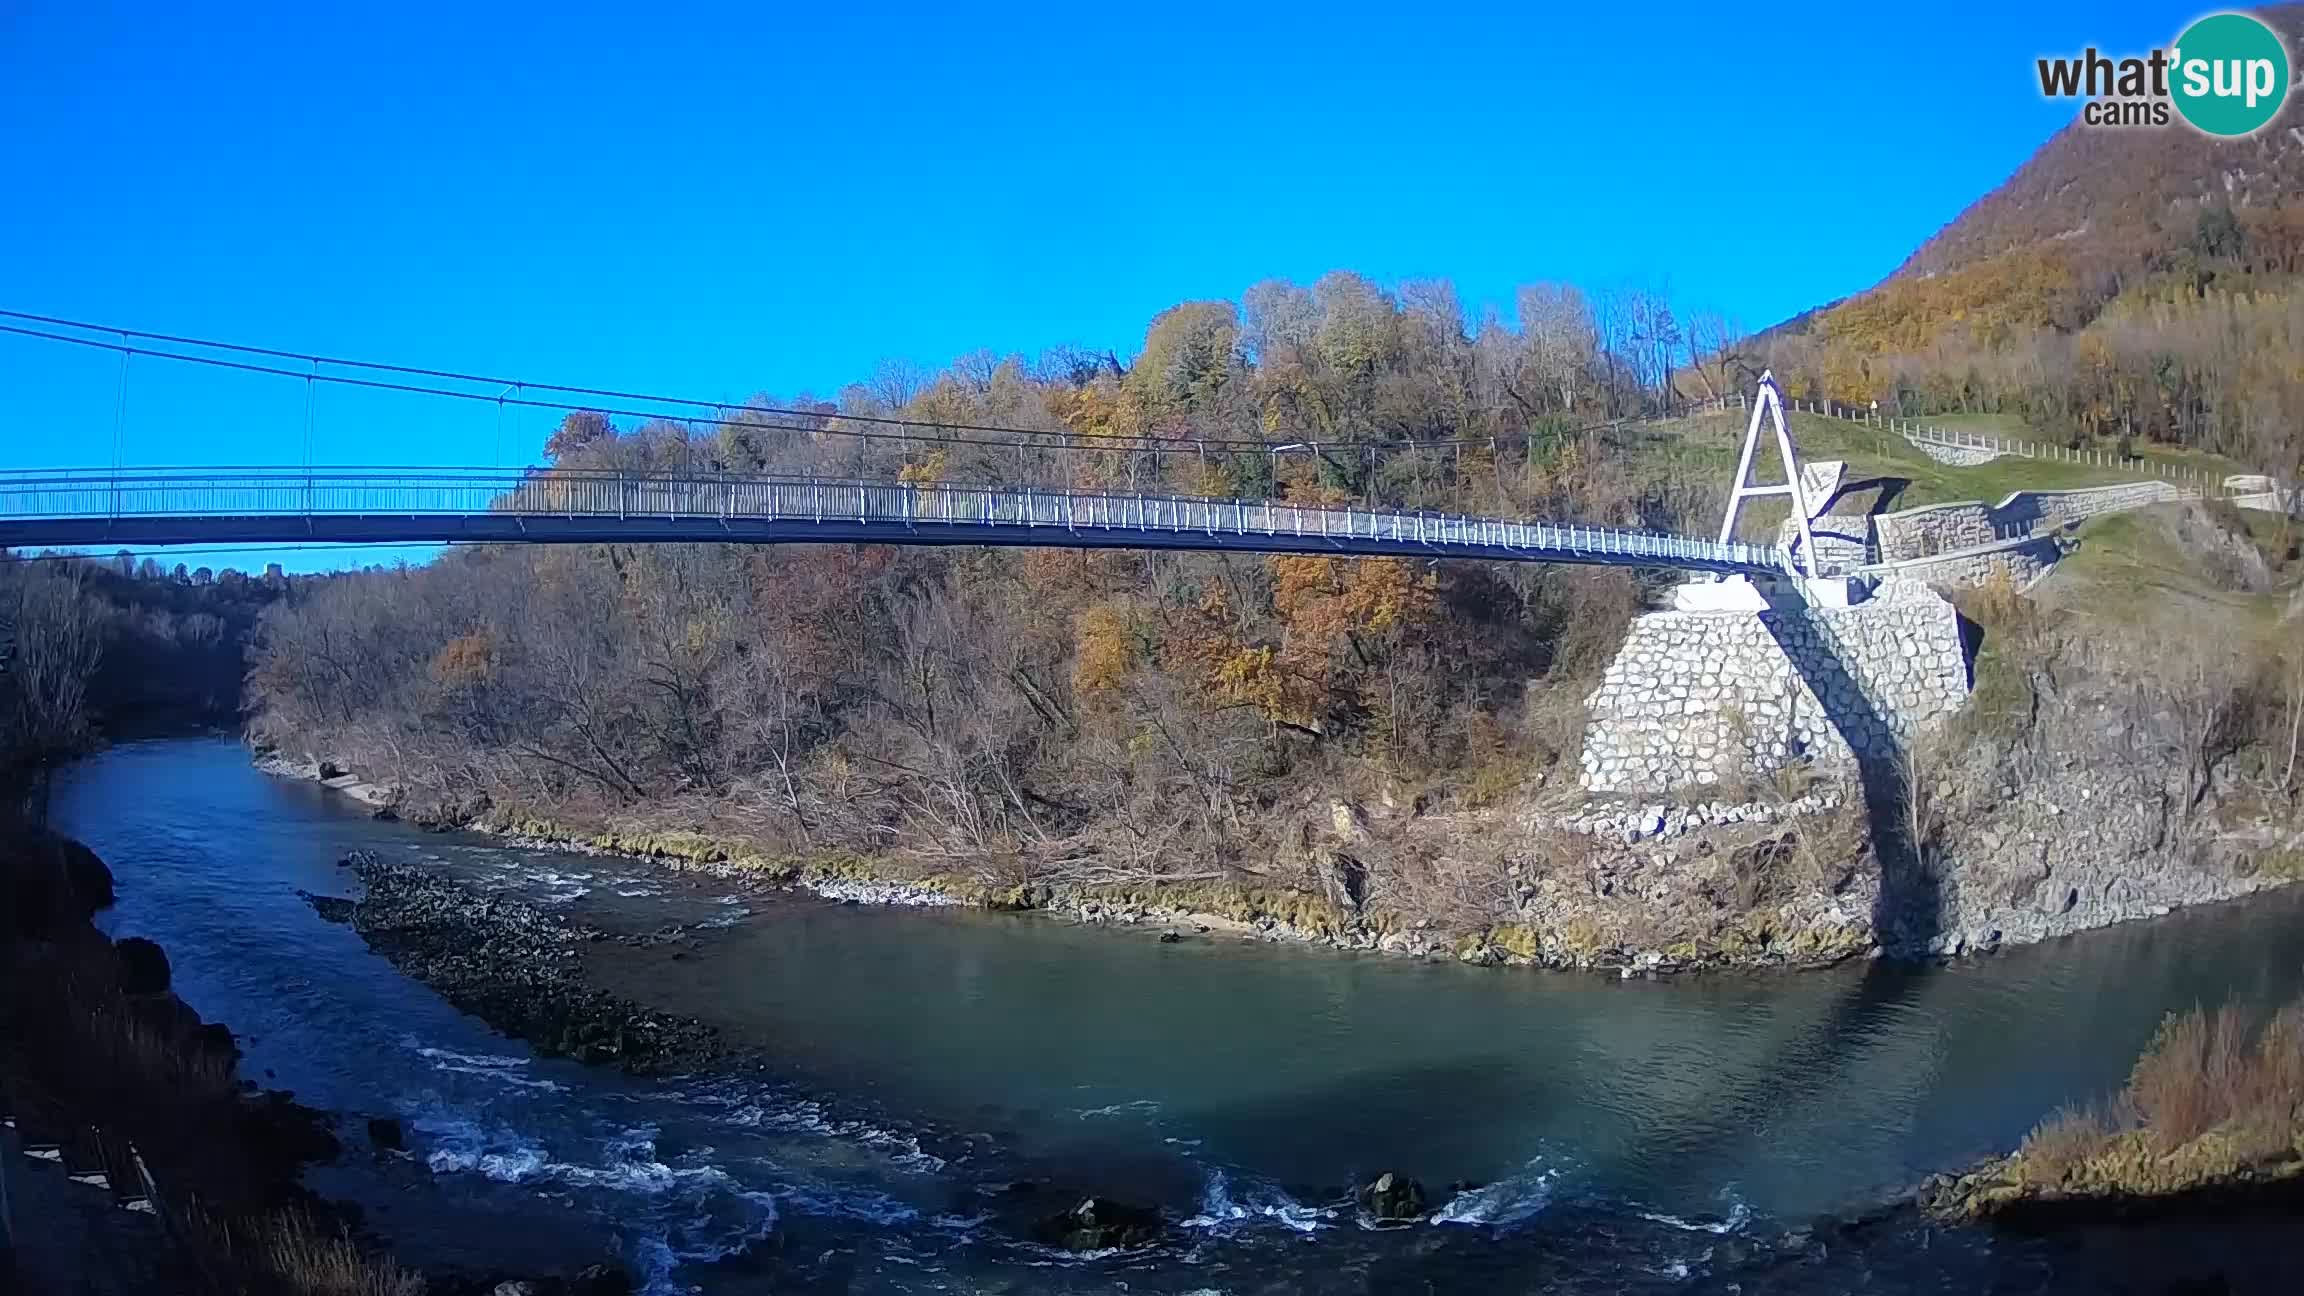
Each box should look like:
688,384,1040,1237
1,0,2193,568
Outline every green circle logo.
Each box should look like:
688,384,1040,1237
2170,13,2290,136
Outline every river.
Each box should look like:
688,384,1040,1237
49,738,2304,1293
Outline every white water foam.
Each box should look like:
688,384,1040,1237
417,1118,740,1197
768,1180,922,1226
415,1113,781,1296
627,1192,780,1296
1182,1167,1337,1234
411,1043,530,1069
415,1119,551,1182
408,1042,571,1092
1075,1098,1162,1120
705,1094,948,1173
1431,1161,1561,1228
430,1063,569,1092
1635,1199,1752,1235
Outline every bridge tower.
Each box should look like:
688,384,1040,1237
1676,371,1862,610
1716,370,1818,571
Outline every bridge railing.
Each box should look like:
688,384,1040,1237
0,468,1786,572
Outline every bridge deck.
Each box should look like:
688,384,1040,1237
0,470,1784,573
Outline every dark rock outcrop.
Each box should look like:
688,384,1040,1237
434,1263,635,1296
1358,1171,1427,1222
1033,1196,1163,1251
115,935,172,994
367,1116,407,1152
301,891,357,923
6,831,116,939
336,856,738,1075
2,827,340,1231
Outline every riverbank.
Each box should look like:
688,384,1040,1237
0,820,642,1296
0,824,401,1294
254,742,2300,979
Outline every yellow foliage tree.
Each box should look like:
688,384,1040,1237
897,449,948,487
1271,555,1436,652
1072,604,1137,702
430,629,495,690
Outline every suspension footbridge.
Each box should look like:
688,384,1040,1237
0,468,1785,574
0,312,1819,579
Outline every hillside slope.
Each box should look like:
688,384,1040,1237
1753,8,2304,473
1894,5,2304,282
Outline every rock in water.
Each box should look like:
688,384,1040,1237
300,891,357,923
1359,1171,1428,1222
570,1264,636,1296
1034,1196,1162,1250
367,1117,406,1152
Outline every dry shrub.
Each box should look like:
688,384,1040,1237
1949,572,2058,747
180,1202,427,1296
2015,1104,2115,1185
1366,840,1518,933
2129,1003,2254,1151
74,998,238,1105
261,1214,427,1296
1962,562,2031,633
2010,990,2304,1194
1542,566,1642,682
2241,998,2304,1120
1451,705,1532,807
1787,794,1867,884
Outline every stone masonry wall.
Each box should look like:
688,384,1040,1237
1579,580,1969,794
1905,437,2004,467
1873,481,2182,562
1866,534,2065,591
1776,513,1870,575
2229,488,2298,515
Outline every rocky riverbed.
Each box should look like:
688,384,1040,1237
308,853,742,1075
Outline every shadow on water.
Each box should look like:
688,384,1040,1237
1471,600,1954,1257
1169,601,1967,1296
1157,1056,1572,1198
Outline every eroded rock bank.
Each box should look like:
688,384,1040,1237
0,824,639,1296
2,830,336,1229
309,854,743,1075
262,731,2304,986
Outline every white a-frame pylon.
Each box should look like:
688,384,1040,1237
1717,370,1817,578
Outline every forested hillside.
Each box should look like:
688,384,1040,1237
1752,4,2304,478
2,559,283,790
247,272,1730,884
